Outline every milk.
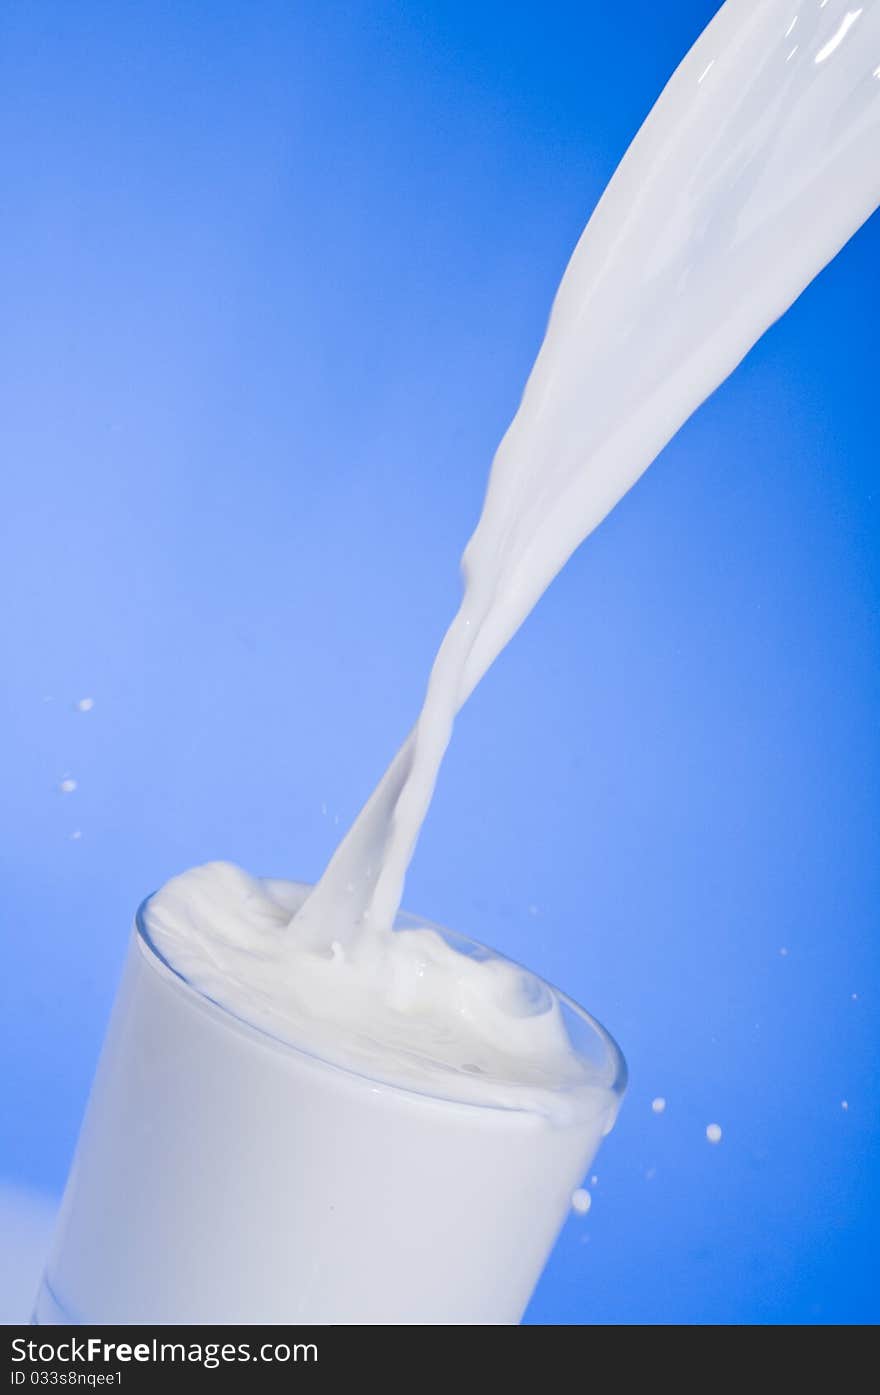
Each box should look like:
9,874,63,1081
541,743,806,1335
38,0,880,1325
293,0,880,949
35,882,623,1324
130,862,608,1118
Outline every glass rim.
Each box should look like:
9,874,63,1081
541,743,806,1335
135,880,628,1114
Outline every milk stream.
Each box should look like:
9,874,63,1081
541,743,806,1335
149,0,880,1100
51,1,880,1328
291,0,880,950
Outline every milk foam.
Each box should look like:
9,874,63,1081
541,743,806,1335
144,862,614,1119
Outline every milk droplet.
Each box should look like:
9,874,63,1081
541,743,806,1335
70,830,82,841
841,1100,849,1112
651,1097,667,1114
59,778,77,794
571,1188,591,1215
706,1123,722,1144
76,698,94,713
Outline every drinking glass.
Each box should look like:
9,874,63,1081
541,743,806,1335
34,883,626,1324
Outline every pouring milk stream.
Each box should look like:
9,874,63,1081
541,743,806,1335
148,0,880,1088
43,0,880,1326
290,0,880,948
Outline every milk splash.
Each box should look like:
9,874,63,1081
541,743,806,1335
149,0,879,1099
292,0,880,949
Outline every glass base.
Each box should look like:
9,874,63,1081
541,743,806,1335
32,1274,78,1324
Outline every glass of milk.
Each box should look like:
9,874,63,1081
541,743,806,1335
34,885,626,1325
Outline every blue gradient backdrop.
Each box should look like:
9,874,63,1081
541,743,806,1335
1,0,877,1325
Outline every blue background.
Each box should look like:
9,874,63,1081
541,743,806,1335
1,0,877,1325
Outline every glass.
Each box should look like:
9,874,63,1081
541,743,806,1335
34,883,626,1325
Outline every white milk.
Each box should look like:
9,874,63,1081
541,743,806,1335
39,0,880,1325
138,863,609,1119
293,0,880,948
36,880,623,1324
